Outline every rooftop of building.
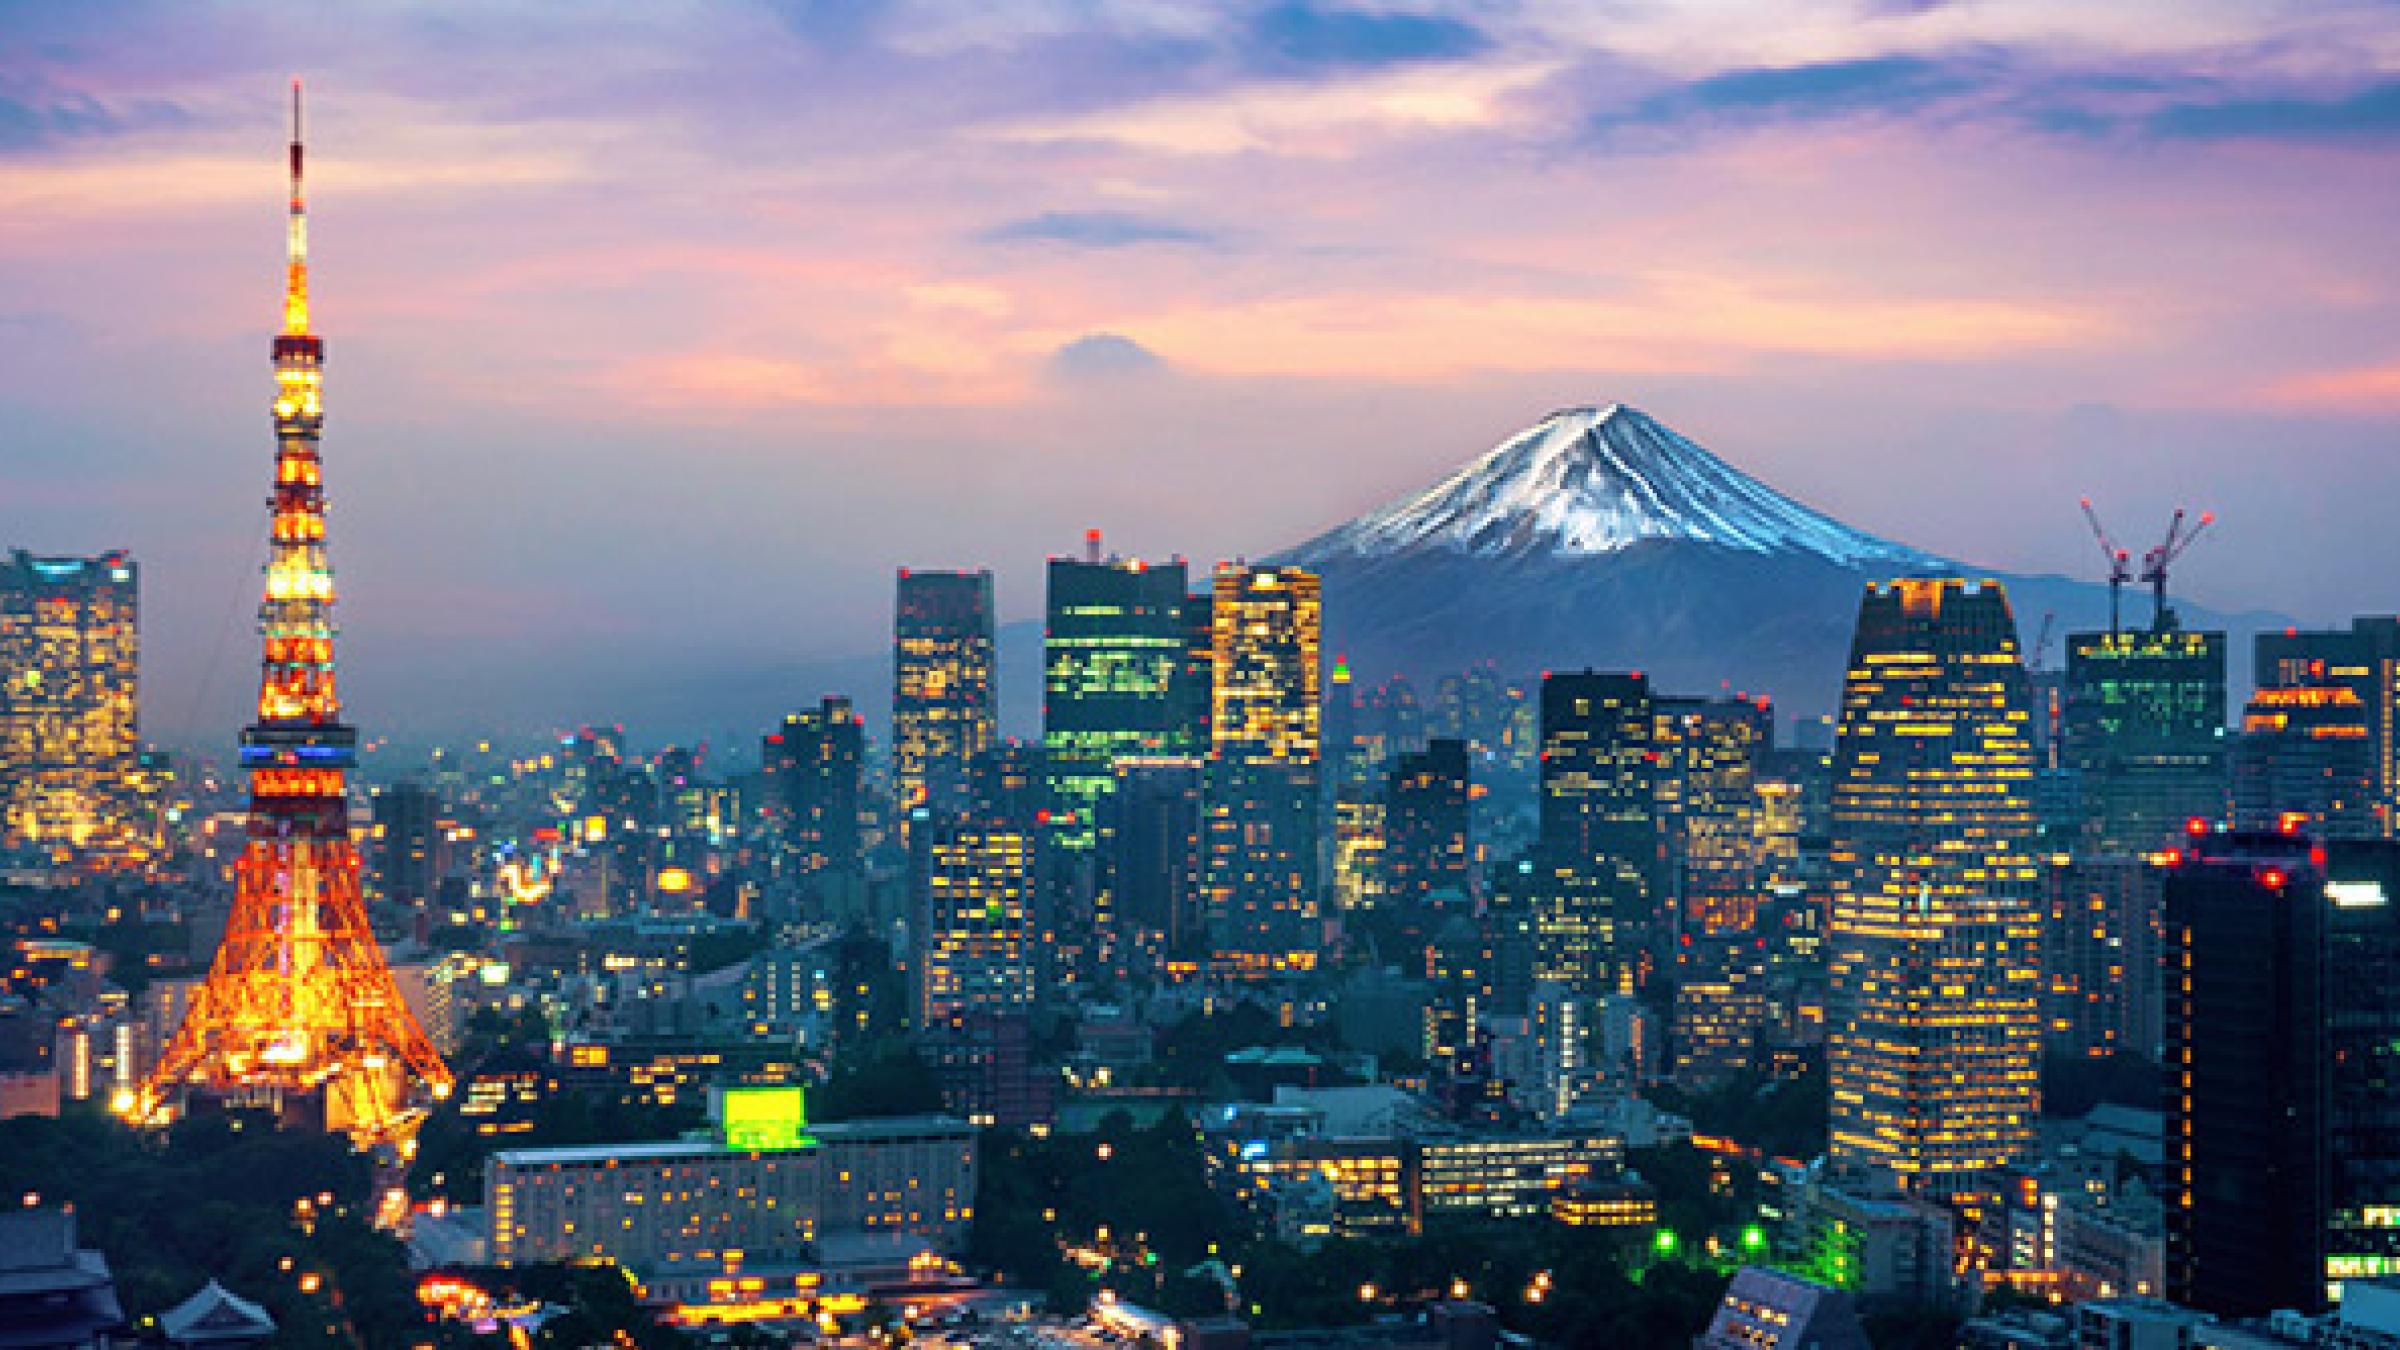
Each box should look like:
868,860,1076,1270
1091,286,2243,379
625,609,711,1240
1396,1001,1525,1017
490,1113,974,1167
0,1209,107,1292
0,1209,123,1341
1698,1267,1870,1350
157,1279,277,1344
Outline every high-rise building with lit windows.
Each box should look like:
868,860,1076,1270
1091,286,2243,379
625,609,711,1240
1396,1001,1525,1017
0,550,139,855
913,817,1035,1025
2041,855,2163,1062
1671,935,1767,1089
1825,578,2041,1194
2163,830,2400,1316
1202,564,1323,970
1385,738,1470,910
1178,590,1215,754
1041,547,1191,851
1102,755,1206,972
1208,565,1321,766
1534,671,1654,998
2234,623,2394,839
765,696,863,877
1654,695,1772,934
2063,628,2226,855
370,780,446,909
1332,792,1388,914
892,569,996,823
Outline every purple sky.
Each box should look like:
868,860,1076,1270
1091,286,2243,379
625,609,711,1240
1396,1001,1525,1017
4,1,2399,746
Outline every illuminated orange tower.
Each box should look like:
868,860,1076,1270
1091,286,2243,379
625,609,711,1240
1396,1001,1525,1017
139,84,452,1145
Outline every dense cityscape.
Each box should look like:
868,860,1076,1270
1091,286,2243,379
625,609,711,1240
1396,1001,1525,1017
7,9,2400,1350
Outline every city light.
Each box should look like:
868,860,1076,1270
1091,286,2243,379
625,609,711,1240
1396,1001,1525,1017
4,26,2395,1350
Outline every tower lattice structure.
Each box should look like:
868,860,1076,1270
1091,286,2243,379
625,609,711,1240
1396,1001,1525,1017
139,85,453,1145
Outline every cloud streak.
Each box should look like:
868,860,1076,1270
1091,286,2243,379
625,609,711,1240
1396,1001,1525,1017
1242,2,1491,74
1595,55,1984,136
0,86,189,154
980,211,1216,247
2150,77,2400,140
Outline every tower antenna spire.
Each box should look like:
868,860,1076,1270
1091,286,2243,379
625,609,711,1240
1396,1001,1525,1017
283,78,308,336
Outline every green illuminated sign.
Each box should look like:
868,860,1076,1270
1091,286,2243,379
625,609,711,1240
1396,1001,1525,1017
719,1086,810,1151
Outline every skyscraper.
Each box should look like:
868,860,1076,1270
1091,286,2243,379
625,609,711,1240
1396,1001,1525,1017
1671,935,1768,1089
1102,755,1207,974
892,569,996,822
1534,671,1654,998
1203,564,1323,971
140,87,451,1144
2164,828,2400,1315
0,550,139,855
914,818,1036,1026
2040,855,2163,1062
1654,695,1773,934
916,746,1053,1127
1041,544,1191,851
1178,589,1215,755
371,781,446,911
765,696,864,877
1826,579,2041,1193
2235,624,2392,839
1386,738,1470,911
2062,627,2227,855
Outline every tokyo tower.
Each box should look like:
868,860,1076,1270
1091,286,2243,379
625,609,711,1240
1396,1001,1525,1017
137,84,453,1146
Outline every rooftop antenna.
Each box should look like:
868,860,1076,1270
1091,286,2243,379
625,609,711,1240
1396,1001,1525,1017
1085,528,1102,564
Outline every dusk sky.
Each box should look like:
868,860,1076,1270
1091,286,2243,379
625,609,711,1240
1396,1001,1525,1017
5,1,2398,747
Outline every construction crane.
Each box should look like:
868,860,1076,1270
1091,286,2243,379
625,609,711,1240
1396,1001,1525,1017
2027,610,2056,670
2140,508,2214,632
2079,498,2134,635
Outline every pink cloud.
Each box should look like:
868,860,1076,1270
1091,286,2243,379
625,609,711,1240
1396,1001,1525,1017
2262,361,2400,412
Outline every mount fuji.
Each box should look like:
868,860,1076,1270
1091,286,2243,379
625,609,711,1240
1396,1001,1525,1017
1279,403,2271,718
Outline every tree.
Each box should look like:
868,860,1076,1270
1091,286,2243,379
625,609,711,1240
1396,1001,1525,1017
813,1040,945,1121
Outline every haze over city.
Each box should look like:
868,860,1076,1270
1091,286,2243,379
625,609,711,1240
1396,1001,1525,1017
5,0,2399,744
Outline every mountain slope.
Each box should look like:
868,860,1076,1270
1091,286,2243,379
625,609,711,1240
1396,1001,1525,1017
1280,403,2271,717
1302,403,1946,570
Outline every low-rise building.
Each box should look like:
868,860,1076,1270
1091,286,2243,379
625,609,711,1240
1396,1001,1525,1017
1784,1171,1960,1312
1693,1267,1870,1350
1551,1175,1659,1238
1206,1112,1623,1238
487,1087,974,1271
0,1208,123,1349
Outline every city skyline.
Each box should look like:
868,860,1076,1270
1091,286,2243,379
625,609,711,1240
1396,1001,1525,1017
12,11,2400,1340
5,2,2400,742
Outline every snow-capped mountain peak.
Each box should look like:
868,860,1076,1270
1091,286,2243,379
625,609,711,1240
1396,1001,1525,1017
1291,403,1945,569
